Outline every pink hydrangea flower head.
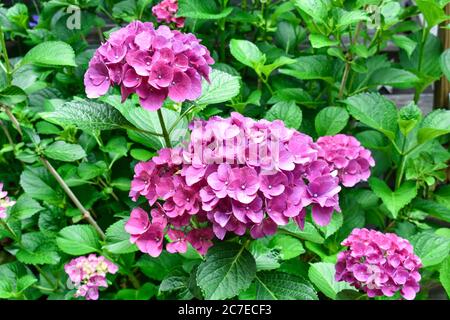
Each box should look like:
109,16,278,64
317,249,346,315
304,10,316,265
0,183,15,219
335,228,422,300
316,134,375,187
187,228,214,255
84,21,213,110
64,254,118,300
126,113,376,257
152,0,185,28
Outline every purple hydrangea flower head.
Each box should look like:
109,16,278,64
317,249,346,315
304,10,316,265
64,254,118,300
0,183,15,219
152,0,185,28
335,228,422,300
84,21,213,110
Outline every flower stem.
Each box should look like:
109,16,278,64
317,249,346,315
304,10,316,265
40,157,106,240
0,119,14,146
0,25,12,83
157,109,172,148
3,106,23,136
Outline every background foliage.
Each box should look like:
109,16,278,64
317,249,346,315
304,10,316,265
0,0,449,300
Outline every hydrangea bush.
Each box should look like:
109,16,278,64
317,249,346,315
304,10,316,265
0,0,449,301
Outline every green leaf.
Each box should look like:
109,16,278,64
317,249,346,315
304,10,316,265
319,212,343,238
16,275,37,293
308,262,355,299
440,256,450,298
255,271,318,300
229,39,266,69
398,102,422,136
259,56,296,78
368,68,419,88
416,0,449,27
104,219,138,254
410,232,450,267
21,41,77,67
40,100,131,133
0,86,27,105
130,149,153,161
56,225,101,255
196,69,241,106
392,35,417,58
196,242,256,300
265,101,302,130
101,95,188,149
115,283,157,300
309,34,339,48
100,136,129,162
9,194,44,220
178,0,233,20
20,166,62,204
280,55,334,83
344,93,398,141
16,232,60,265
417,109,450,144
6,3,29,30
268,234,305,260
369,178,418,218
280,221,325,244
336,10,369,30
44,141,86,162
441,49,450,81
292,0,330,24
249,240,281,271
137,252,184,281
412,199,450,223
78,161,107,180
315,107,349,136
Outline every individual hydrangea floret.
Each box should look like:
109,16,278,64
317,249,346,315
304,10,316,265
0,183,15,219
335,228,422,300
152,0,185,28
126,113,375,257
64,254,118,300
84,21,213,110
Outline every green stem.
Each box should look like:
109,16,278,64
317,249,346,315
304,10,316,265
3,106,23,136
0,25,12,83
35,265,58,290
40,157,106,240
395,136,408,189
157,109,172,148
0,119,14,146
168,104,196,134
0,219,19,241
338,62,351,99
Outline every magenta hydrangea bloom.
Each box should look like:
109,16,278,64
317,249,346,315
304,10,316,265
126,113,375,257
84,21,213,110
335,228,422,300
64,254,118,300
316,134,375,187
0,183,15,219
152,0,185,28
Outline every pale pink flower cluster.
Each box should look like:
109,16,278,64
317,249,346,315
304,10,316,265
0,183,15,219
335,228,422,300
84,21,213,110
152,0,185,28
64,254,118,300
126,113,375,257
